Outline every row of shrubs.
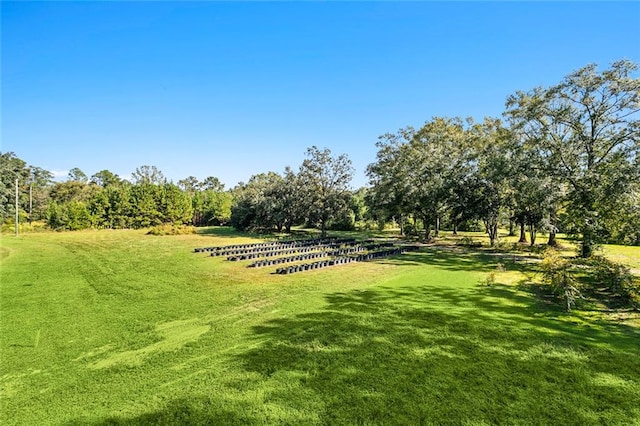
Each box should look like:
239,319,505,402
147,224,196,236
541,249,639,311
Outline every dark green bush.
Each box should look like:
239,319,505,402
457,236,482,248
589,256,639,308
540,249,581,312
147,224,196,236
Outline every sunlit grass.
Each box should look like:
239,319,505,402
601,244,640,270
1,228,639,425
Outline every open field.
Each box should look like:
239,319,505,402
1,228,639,425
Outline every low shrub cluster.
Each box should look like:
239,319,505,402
539,249,639,311
482,262,505,286
589,256,639,308
1,220,48,234
147,224,196,236
540,249,581,312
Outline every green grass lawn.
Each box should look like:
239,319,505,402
1,228,639,425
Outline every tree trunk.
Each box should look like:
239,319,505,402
434,216,440,237
547,210,558,247
518,221,527,244
529,223,537,246
581,225,594,258
486,220,499,246
453,223,458,236
508,219,515,236
423,216,431,241
580,207,597,258
489,224,498,246
580,196,597,258
320,220,327,238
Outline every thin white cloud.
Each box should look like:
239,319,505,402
50,170,69,180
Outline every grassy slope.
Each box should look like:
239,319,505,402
1,228,639,425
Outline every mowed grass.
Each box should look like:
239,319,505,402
1,228,639,425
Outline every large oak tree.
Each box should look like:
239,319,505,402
506,60,640,257
298,146,354,238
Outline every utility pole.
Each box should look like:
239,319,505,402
29,183,33,224
28,167,33,223
15,178,19,236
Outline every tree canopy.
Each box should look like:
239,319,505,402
4,60,638,255
506,59,640,256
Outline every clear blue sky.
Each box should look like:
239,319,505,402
2,1,639,188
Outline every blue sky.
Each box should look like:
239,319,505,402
2,1,639,188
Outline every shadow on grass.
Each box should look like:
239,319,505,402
380,248,498,273
195,226,282,241
66,398,264,426
196,226,322,241
234,285,640,424
76,283,640,425
195,226,252,239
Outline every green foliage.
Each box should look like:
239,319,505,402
599,184,640,246
67,167,88,183
588,256,639,308
231,172,288,232
177,175,201,193
457,236,482,247
44,178,197,231
3,61,639,249
364,60,639,252
90,169,122,187
488,240,516,252
327,210,356,231
131,165,166,185
402,221,421,238
298,146,354,237
49,180,97,204
1,220,48,234
129,183,163,228
506,60,640,257
482,262,505,286
201,175,225,192
46,200,92,231
103,184,133,228
66,200,92,230
540,249,581,312
230,165,307,234
193,190,232,226
147,224,196,236
158,183,193,225
0,151,30,222
365,132,411,233
366,117,515,245
88,188,110,227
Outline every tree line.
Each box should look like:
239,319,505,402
0,159,232,231
367,60,639,257
2,60,638,257
0,146,357,237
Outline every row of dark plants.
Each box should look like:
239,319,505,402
226,245,336,261
248,243,395,268
223,241,363,260
275,246,420,275
194,237,356,253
